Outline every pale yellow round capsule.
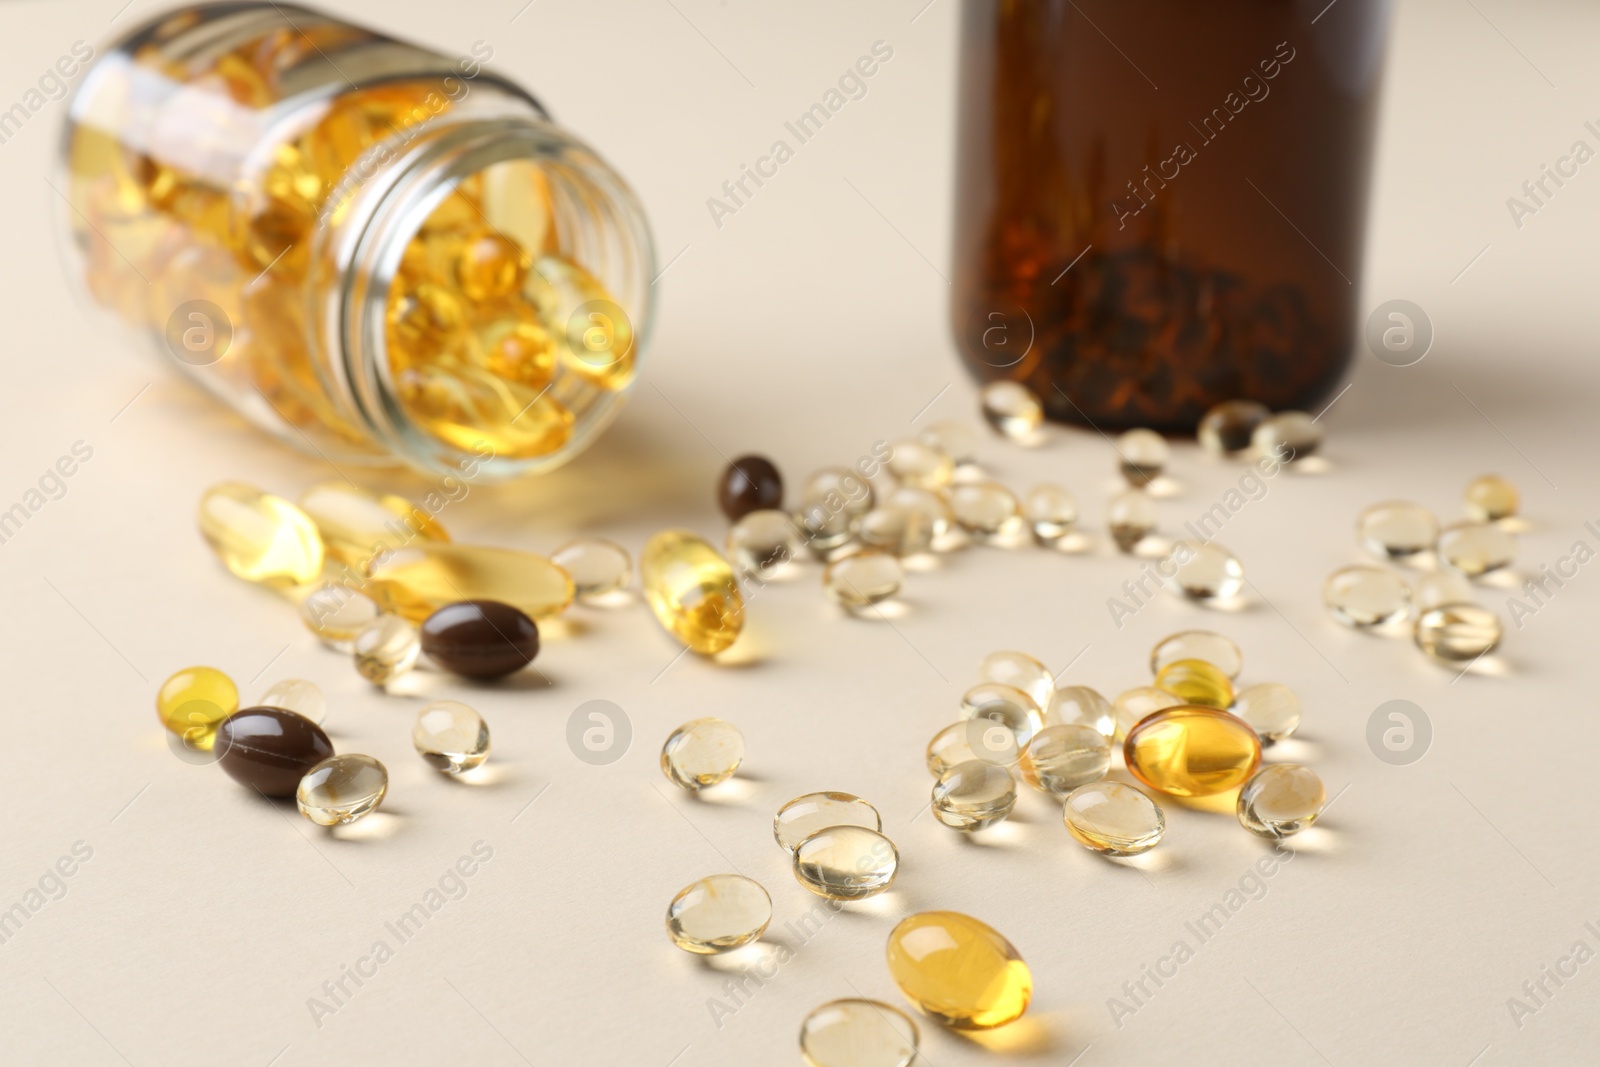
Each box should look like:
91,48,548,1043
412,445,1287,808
1414,604,1502,662
887,487,954,541
1233,682,1300,743
857,507,934,558
979,380,1043,441
1414,570,1474,611
1023,484,1078,545
979,650,1053,708
1154,658,1235,709
352,614,421,686
198,482,325,587
156,666,239,751
886,439,954,490
1324,565,1411,627
1464,474,1519,522
919,419,979,465
1237,765,1326,839
640,530,743,654
1117,428,1168,487
798,468,875,550
947,481,1023,539
1358,500,1438,560
799,998,919,1067
1437,521,1516,577
1198,399,1269,455
296,754,388,826
1252,410,1322,461
727,509,805,578
413,700,491,774
961,682,1044,746
931,760,1017,831
1063,781,1165,856
298,584,380,651
258,678,325,724
1150,630,1242,679
550,537,632,599
661,718,745,790
824,550,903,610
793,826,900,900
925,721,1019,776
774,792,883,853
1108,489,1157,552
1112,686,1183,740
1018,724,1111,795
1165,540,1245,603
1046,685,1115,738
666,873,772,954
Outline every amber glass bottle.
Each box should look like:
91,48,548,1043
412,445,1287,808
952,0,1392,430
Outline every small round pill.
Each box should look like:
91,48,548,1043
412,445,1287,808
1464,474,1518,522
1237,765,1326,839
666,873,772,954
412,700,491,774
919,419,979,465
727,509,805,577
1046,685,1115,738
1437,521,1516,577
799,998,919,1067
352,614,421,685
793,825,900,900
297,754,388,826
661,718,744,790
926,721,1019,776
931,760,1017,831
1108,489,1156,552
258,678,325,725
1252,410,1322,461
1165,540,1245,603
1116,428,1168,487
1023,484,1078,545
1324,565,1411,627
1198,399,1270,455
1150,630,1243,679
961,682,1044,746
1358,500,1439,560
980,380,1043,441
947,481,1023,540
857,507,934,558
774,792,883,853
156,666,239,751
1233,682,1301,743
798,468,875,550
979,650,1053,708
550,538,632,600
718,454,784,521
1414,569,1474,610
824,550,903,610
299,584,381,651
886,439,954,490
1414,603,1502,662
1063,781,1165,856
1018,724,1111,795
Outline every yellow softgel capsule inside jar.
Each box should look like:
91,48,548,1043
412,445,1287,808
640,530,743,654
1123,706,1261,798
886,911,1032,1030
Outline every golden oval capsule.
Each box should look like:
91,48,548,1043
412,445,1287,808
1123,706,1261,798
640,530,743,655
198,482,324,587
298,482,448,568
1154,658,1234,709
363,542,574,623
885,911,1032,1030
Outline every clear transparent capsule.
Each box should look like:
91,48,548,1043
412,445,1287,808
413,700,491,773
1165,540,1244,603
1154,658,1234,709
666,873,771,954
926,720,1019,776
1414,604,1502,662
824,551,903,611
1046,685,1115,738
299,584,381,652
793,826,900,900
1414,569,1474,611
799,998,919,1067
727,509,805,578
1108,489,1157,552
920,419,979,465
1113,686,1182,740
550,537,632,599
886,439,954,490
1023,484,1078,545
947,481,1023,540
979,650,1053,708
798,468,875,551
961,682,1044,746
1063,781,1165,856
296,754,388,826
1237,765,1326,839
1150,630,1242,678
1324,565,1411,627
661,718,745,790
258,678,325,724
1233,682,1301,743
1252,410,1322,461
774,792,883,853
931,760,1017,831
352,614,421,685
979,380,1043,441
1116,428,1168,487
887,487,954,542
1464,474,1519,522
1437,521,1516,577
857,507,934,558
1198,399,1269,455
1018,724,1111,795
1358,501,1438,561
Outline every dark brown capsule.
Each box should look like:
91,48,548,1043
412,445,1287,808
420,599,539,680
717,454,783,521
215,707,334,797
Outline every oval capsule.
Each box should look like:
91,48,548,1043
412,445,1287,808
1123,706,1261,797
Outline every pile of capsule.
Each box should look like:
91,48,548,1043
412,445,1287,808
1323,474,1517,665
154,664,491,826
927,631,1327,855
654,716,1033,1062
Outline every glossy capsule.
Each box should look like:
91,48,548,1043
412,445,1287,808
1198,399,1269,454
666,874,772,954
1437,521,1516,577
925,721,1018,776
799,999,919,1067
1123,706,1261,797
886,439,954,490
1018,724,1111,795
1063,781,1165,856
1108,489,1156,552
198,482,324,586
774,792,883,853
298,584,380,651
1112,686,1183,740
1233,683,1301,743
641,530,744,654
1358,501,1438,561
1237,765,1326,839
214,707,334,797
297,482,447,568
412,700,491,773
156,666,239,751
947,482,1023,540
364,542,574,623
1116,428,1168,487
793,826,900,900
824,551,903,610
1023,484,1078,545
1154,659,1234,709
1324,565,1411,627
727,509,805,578
1150,630,1242,679
979,381,1043,441
885,911,1032,1030
420,600,539,679
352,614,421,685
550,538,632,599
1414,603,1502,662
718,454,784,521
661,718,744,790
960,682,1044,747
931,761,1017,831
1464,474,1519,521
1046,685,1115,739
980,650,1053,708
296,754,388,826
857,507,934,558
258,678,325,724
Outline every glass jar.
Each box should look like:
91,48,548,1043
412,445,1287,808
60,3,654,479
952,0,1392,431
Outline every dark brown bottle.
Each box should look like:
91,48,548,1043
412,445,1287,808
952,0,1392,430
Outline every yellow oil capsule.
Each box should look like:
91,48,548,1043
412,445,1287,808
885,911,1032,1031
156,666,239,751
363,542,574,623
297,483,448,568
198,482,325,587
1123,706,1261,798
640,530,743,655
1153,658,1234,709
454,230,528,302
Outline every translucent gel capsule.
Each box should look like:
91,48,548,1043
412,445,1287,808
1252,410,1322,461
793,826,900,900
727,509,805,578
258,678,325,724
919,420,978,465
298,584,380,651
640,530,744,654
1023,484,1078,545
352,614,421,685
1113,686,1183,740
1358,501,1439,561
1154,658,1234,709
980,650,1053,708
1233,682,1300,743
1063,781,1165,856
1165,540,1245,603
666,874,772,954
825,551,903,611
774,792,883,853
886,439,954,490
1019,724,1111,795
1437,521,1516,577
931,760,1017,831
198,482,325,587
297,482,447,568
947,481,1023,540
926,721,1018,776
1124,706,1262,797
1116,428,1168,487
961,682,1044,747
413,700,491,773
1108,489,1157,552
857,507,934,558
1414,570,1475,611
1046,685,1115,738
798,468,875,551
1237,765,1326,839
661,718,744,790
156,666,239,751
1198,399,1269,455
888,487,954,542
1150,630,1243,679
1414,604,1502,662
1324,565,1411,627
979,380,1043,442
799,998,919,1067
550,537,632,599
296,754,388,826
364,542,574,623
885,911,1032,1030
1465,474,1519,522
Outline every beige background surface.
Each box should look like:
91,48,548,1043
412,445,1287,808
2,0,1599,1064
